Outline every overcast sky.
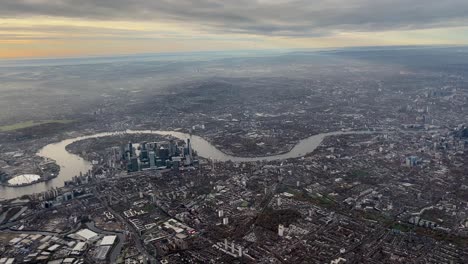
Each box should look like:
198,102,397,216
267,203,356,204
1,0,468,58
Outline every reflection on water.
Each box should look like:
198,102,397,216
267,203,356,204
0,129,368,200
7,174,41,185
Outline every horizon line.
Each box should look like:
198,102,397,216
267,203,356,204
1,44,465,62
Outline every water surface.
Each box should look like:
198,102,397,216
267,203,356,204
0,129,366,200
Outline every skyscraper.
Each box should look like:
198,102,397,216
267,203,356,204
140,142,149,162
128,142,134,157
130,156,139,172
187,139,193,159
149,151,156,168
169,140,177,157
158,147,169,161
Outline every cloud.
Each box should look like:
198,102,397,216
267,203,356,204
1,0,468,37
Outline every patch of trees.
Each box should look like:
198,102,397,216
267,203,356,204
256,208,301,232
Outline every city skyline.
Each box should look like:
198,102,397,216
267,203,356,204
1,0,468,59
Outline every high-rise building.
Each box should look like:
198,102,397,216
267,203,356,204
148,142,157,151
128,142,133,157
120,145,126,160
406,156,419,167
172,157,181,171
169,140,177,157
130,157,139,172
185,155,192,166
187,139,193,159
158,147,169,161
140,148,149,162
278,224,285,237
149,151,156,168
0,171,6,183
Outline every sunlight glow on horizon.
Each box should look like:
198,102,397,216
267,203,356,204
1,15,468,59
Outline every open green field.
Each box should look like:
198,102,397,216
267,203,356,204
0,120,74,132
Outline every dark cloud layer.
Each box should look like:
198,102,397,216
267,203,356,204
1,0,468,36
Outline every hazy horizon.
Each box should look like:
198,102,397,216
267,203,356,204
2,0,468,59
1,44,466,63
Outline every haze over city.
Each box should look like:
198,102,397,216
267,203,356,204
1,1,468,264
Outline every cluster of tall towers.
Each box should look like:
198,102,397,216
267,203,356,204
118,139,196,172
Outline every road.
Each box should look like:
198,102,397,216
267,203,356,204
94,190,159,264
85,222,125,264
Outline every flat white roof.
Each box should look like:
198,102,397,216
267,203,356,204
40,235,51,242
9,237,22,244
75,229,98,241
30,234,42,241
100,235,117,246
72,242,86,251
47,244,60,252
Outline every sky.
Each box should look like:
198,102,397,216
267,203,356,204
1,0,468,59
